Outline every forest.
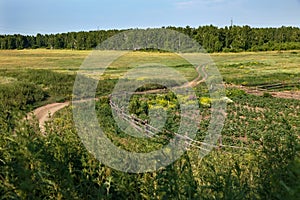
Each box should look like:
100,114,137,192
1,25,300,52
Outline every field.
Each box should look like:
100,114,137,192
213,51,300,88
0,49,299,199
1,49,299,85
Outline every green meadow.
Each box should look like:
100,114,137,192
0,49,299,199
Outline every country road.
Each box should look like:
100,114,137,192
28,64,299,134
29,64,209,133
28,102,70,133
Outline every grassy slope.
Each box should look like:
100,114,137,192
0,49,299,199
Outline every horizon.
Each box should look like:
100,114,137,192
1,24,300,36
1,0,300,35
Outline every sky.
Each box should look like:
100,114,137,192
1,0,300,35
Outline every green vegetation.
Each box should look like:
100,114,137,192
1,26,300,52
212,51,300,90
0,49,299,199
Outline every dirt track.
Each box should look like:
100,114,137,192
29,65,208,133
29,65,299,134
227,84,300,100
28,102,69,133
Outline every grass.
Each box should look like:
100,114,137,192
1,49,299,84
88,51,198,80
211,50,300,87
0,76,17,84
0,49,89,73
0,49,299,199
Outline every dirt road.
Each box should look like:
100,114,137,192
29,65,299,134
227,84,300,100
28,102,70,133
29,65,208,134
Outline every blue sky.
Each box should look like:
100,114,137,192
1,0,300,35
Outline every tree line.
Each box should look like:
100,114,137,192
1,25,300,52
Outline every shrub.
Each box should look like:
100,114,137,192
263,92,273,98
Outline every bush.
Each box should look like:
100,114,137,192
263,92,273,98
226,88,246,98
